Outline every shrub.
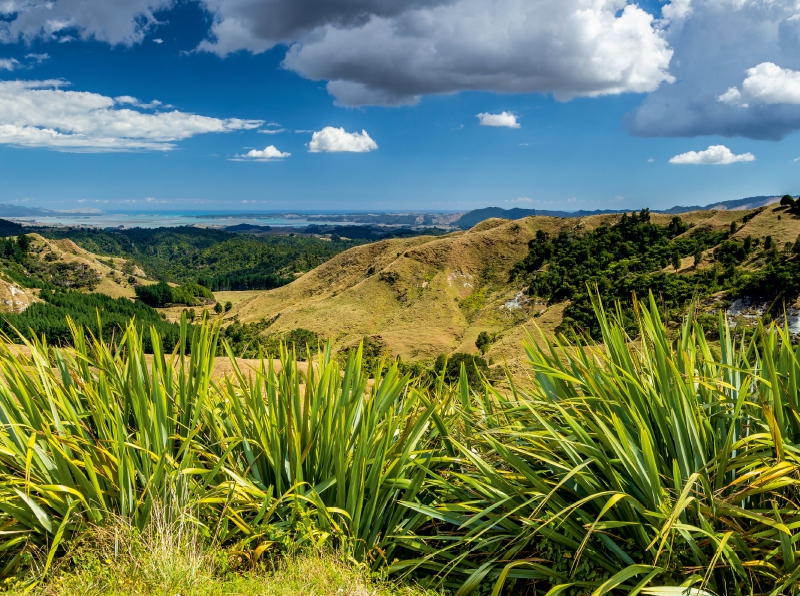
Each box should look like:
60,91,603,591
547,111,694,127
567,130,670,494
434,352,488,388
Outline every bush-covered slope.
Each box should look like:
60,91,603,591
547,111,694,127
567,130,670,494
44,226,370,290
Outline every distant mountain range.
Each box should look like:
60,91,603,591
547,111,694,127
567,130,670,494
453,196,784,229
0,204,104,217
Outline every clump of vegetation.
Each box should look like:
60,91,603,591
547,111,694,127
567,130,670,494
512,210,768,337
135,281,214,307
475,330,497,354
433,352,488,388
2,296,800,596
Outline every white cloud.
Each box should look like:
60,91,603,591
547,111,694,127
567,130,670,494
669,144,755,165
0,0,174,45
477,112,520,128
282,0,674,106
234,145,291,161
504,197,533,203
25,53,49,63
307,127,377,153
258,128,285,134
153,38,163,43
0,79,263,151
627,1,800,140
114,96,164,109
0,58,19,70
719,62,800,106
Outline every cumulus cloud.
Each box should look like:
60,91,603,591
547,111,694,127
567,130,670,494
627,0,800,140
719,63,800,106
0,0,174,45
234,145,291,160
477,112,520,128
307,126,377,152
196,0,446,56
114,96,164,109
282,0,674,106
0,1,674,109
669,144,755,165
0,58,19,70
0,80,263,151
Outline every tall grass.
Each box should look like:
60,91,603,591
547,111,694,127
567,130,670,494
399,294,800,595
0,297,799,595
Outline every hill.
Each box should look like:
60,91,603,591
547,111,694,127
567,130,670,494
227,207,770,369
0,233,152,316
453,195,785,228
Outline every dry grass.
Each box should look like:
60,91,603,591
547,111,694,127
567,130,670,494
222,209,779,364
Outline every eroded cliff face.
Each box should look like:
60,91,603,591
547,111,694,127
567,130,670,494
0,279,36,313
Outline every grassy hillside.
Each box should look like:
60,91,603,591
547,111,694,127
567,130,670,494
227,207,772,367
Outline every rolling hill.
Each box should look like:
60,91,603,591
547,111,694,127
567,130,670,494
227,206,782,368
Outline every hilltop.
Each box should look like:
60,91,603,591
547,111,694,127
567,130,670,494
226,207,778,368
453,195,784,228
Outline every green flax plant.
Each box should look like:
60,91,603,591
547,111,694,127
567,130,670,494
0,315,450,585
200,341,453,565
0,316,218,583
399,293,800,595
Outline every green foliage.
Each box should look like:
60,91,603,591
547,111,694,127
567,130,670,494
434,352,488,388
44,226,368,290
3,299,800,595
475,331,495,355
0,289,182,350
283,327,320,360
512,211,743,337
401,294,800,596
135,281,213,308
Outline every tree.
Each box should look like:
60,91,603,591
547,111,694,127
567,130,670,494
187,308,196,322
16,234,30,253
434,353,489,389
781,194,795,207
224,301,233,312
743,235,752,254
793,234,800,255
671,251,681,271
475,331,492,355
765,236,773,250
694,248,703,268
213,302,223,315
135,282,173,308
730,221,738,235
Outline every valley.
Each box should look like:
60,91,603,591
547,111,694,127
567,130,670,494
2,201,797,375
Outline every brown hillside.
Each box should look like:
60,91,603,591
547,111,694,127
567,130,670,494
229,209,762,364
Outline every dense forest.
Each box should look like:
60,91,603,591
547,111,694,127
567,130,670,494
43,227,371,289
135,281,215,307
513,208,794,337
0,289,182,351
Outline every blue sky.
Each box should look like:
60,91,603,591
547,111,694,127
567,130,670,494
0,0,799,213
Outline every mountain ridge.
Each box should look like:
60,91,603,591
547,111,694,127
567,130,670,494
453,195,784,228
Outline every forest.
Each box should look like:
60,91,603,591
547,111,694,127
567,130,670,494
0,289,182,351
42,226,370,289
512,208,793,337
